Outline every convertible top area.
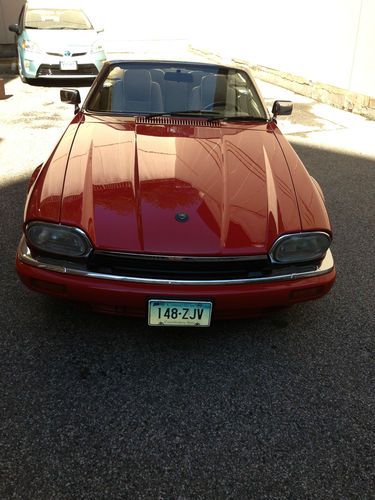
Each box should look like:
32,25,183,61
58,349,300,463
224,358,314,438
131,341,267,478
85,61,268,119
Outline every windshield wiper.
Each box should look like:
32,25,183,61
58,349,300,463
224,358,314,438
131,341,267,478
210,115,269,122
143,111,269,122
144,110,222,119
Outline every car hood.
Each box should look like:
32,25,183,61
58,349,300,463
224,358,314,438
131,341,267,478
25,28,98,52
54,117,302,256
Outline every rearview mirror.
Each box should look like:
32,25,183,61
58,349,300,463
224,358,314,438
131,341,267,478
60,89,81,114
164,72,193,83
272,100,293,119
9,24,21,35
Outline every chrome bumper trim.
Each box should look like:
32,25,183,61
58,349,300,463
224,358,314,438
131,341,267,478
93,249,268,262
18,236,334,286
36,75,97,79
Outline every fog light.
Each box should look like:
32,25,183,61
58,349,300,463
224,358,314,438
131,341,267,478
290,286,324,300
30,278,66,294
24,60,31,69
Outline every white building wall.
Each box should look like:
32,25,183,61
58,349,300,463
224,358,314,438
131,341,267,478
349,0,375,96
190,0,374,97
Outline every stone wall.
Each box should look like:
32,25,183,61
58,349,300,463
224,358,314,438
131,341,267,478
247,64,375,121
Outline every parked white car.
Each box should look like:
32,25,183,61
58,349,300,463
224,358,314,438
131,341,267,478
9,0,106,82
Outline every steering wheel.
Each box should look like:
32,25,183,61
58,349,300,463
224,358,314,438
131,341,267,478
201,101,243,113
201,101,227,111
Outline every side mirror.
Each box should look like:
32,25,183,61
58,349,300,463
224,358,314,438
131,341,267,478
272,100,293,119
60,89,81,114
9,24,21,35
96,27,104,33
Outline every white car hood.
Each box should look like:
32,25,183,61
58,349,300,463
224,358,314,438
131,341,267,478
25,28,98,52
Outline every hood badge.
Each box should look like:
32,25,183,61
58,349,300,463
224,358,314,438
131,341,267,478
175,212,189,223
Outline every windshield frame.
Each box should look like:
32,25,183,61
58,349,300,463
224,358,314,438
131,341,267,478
83,60,270,121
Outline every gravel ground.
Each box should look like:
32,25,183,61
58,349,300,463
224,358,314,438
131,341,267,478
0,73,374,499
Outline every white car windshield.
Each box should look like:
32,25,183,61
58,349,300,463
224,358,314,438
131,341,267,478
87,62,268,120
25,9,92,30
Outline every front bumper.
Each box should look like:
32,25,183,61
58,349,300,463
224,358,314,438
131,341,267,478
20,50,106,79
16,237,336,319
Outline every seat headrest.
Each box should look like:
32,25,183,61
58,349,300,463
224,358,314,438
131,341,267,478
201,75,228,106
123,70,152,101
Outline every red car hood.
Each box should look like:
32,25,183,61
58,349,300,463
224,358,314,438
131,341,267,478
58,117,301,255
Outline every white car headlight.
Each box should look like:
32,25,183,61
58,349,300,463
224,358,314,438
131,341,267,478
21,39,42,53
91,41,103,53
269,232,331,264
26,222,92,258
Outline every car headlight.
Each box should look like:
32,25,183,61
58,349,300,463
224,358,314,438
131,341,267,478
26,222,92,258
91,41,103,53
269,232,331,264
21,40,42,53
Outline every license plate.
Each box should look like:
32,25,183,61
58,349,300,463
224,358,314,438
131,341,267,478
148,300,212,327
60,59,77,71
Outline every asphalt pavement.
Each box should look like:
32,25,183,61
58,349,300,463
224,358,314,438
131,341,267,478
0,72,374,499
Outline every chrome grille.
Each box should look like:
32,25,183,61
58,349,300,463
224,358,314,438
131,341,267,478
47,52,87,57
37,64,98,77
87,251,318,281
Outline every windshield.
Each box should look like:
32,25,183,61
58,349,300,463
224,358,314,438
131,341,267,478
25,9,92,30
87,62,268,120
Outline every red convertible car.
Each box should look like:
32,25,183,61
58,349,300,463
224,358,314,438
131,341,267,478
16,59,335,326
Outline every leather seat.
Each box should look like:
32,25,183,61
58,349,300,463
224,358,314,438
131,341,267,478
164,79,191,112
111,69,163,113
201,75,236,111
150,69,165,105
190,75,236,112
26,11,42,25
